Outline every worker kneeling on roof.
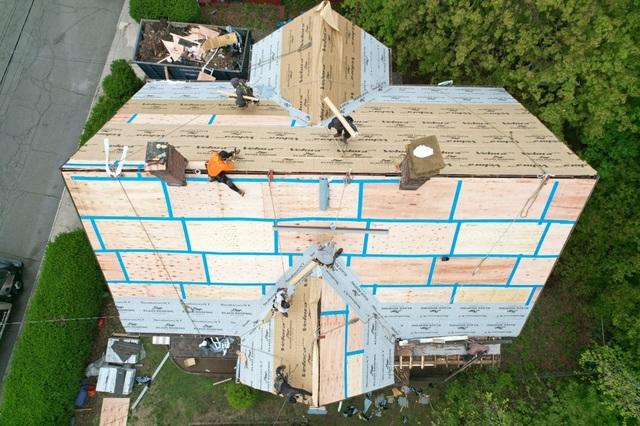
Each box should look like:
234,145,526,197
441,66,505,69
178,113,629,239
230,78,257,108
206,149,245,196
272,287,290,317
328,115,357,142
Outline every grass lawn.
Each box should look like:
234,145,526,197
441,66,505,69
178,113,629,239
124,337,436,425
199,3,283,41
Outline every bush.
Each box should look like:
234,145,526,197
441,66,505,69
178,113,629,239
79,60,143,145
130,0,200,22
225,381,259,410
0,231,106,425
102,59,144,104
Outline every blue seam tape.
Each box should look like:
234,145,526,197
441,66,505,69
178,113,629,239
362,220,371,255
208,114,216,125
449,222,461,255
107,280,269,286
93,248,559,259
343,304,349,399
506,255,522,286
356,182,364,219
181,219,192,251
90,219,106,250
115,252,129,281
525,287,538,305
202,253,210,283
346,349,364,356
320,310,348,316
78,214,575,225
534,222,552,255
179,284,186,299
161,181,173,217
449,180,463,220
539,180,559,223
70,175,402,184
126,113,138,124
449,285,458,304
427,257,437,285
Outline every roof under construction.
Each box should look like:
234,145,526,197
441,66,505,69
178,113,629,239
68,1,595,178
63,1,597,408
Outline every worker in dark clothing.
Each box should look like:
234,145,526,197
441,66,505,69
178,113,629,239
328,115,358,142
206,149,245,196
272,288,290,317
230,78,256,108
274,365,311,403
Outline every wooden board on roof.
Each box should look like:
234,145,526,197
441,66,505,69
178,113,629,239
273,276,321,392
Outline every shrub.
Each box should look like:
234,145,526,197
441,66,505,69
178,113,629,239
79,60,142,145
225,381,259,410
102,59,144,104
0,231,106,425
130,0,200,22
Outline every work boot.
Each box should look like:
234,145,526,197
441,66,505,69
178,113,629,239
333,133,341,138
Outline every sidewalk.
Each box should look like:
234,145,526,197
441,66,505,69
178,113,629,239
53,0,144,240
3,0,144,388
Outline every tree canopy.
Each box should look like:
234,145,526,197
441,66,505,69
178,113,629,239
343,0,640,421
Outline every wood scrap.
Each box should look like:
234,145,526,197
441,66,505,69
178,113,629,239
183,357,196,367
161,40,183,62
391,387,402,397
201,32,238,53
197,72,216,81
170,32,200,48
192,25,220,39
212,377,232,387
217,90,259,102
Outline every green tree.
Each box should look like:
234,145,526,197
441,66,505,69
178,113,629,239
581,345,640,420
225,382,259,410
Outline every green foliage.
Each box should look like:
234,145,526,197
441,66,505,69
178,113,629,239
79,60,142,145
581,345,640,420
0,231,105,425
343,0,640,419
342,0,640,147
224,382,259,410
129,0,200,23
432,370,619,425
102,59,144,104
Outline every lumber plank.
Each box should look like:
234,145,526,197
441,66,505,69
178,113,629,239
99,398,129,426
323,97,357,138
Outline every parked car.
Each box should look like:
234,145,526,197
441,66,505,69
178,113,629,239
0,256,23,303
0,257,23,340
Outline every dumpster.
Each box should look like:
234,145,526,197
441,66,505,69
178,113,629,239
133,20,252,81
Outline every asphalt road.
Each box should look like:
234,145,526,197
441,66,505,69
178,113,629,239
0,0,124,394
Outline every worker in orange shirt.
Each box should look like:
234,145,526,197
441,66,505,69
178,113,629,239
206,149,244,196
